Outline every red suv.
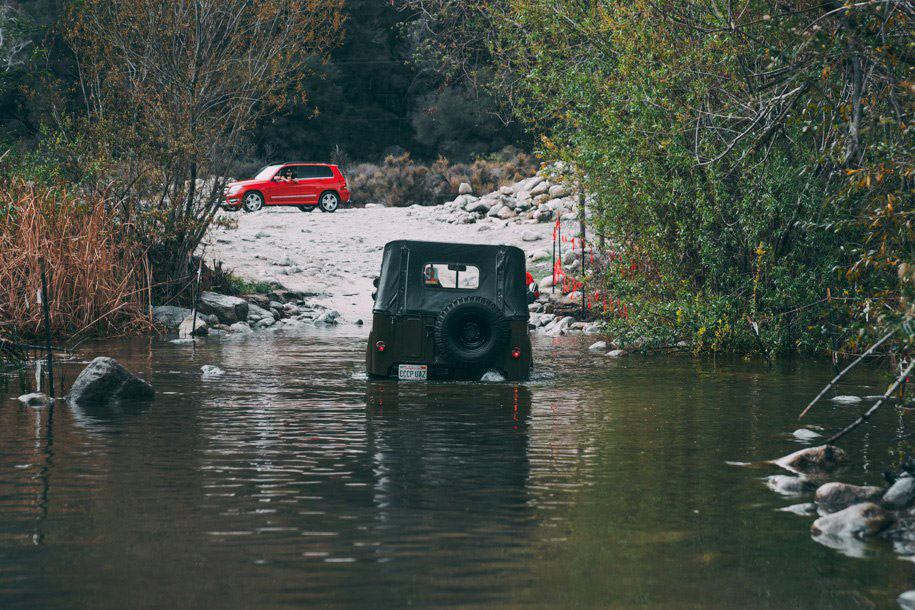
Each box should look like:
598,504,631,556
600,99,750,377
223,163,350,213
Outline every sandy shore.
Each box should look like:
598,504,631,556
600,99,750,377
203,205,558,322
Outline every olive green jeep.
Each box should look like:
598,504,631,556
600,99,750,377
366,240,533,381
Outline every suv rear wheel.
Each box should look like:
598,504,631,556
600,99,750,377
319,191,340,213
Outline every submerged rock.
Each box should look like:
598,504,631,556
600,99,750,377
898,591,915,610
588,341,608,351
198,291,249,325
605,349,627,358
766,474,817,496
774,445,848,473
811,502,891,538
481,370,506,382
68,357,154,406
200,365,225,378
778,502,818,516
883,476,915,509
792,428,822,441
815,482,883,511
18,392,51,408
830,395,863,404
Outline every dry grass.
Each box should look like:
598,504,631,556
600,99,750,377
0,180,152,340
346,149,538,207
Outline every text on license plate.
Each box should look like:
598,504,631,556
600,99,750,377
398,364,428,381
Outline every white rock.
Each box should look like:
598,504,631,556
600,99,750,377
481,370,506,382
18,392,51,407
521,231,541,242
605,349,627,358
830,395,862,404
497,206,516,219
774,445,849,473
201,365,225,378
178,315,208,338
458,182,473,195
364,203,385,209
499,186,513,195
884,476,915,509
549,184,569,198
487,204,504,217
538,275,555,290
529,180,549,196
899,591,915,610
466,199,493,213
811,502,891,537
792,428,822,441
766,474,816,496
588,341,608,351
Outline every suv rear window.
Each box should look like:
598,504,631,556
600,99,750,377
295,165,333,179
422,263,480,289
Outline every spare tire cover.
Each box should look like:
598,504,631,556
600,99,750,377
434,296,509,367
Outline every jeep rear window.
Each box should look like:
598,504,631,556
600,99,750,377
422,263,479,289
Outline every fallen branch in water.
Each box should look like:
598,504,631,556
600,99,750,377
825,359,915,446
798,330,895,420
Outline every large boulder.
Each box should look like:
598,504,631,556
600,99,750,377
198,291,249,324
815,482,883,511
811,502,891,538
152,305,193,329
67,357,154,406
458,182,473,195
774,445,849,473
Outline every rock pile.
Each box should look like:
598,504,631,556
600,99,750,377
763,443,915,588
435,164,589,231
151,287,347,337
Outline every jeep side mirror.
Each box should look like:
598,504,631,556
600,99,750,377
372,277,379,287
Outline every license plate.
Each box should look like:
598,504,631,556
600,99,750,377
398,364,428,381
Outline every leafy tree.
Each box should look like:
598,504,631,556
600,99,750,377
65,0,345,291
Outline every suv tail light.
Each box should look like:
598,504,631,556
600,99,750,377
511,347,521,359
375,341,386,352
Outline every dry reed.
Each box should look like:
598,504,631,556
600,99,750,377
0,180,151,340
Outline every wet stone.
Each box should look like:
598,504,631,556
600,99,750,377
815,482,883,511
811,502,891,538
884,476,915,510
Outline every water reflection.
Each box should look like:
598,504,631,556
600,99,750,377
0,330,912,608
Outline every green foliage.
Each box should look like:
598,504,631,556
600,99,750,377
492,0,912,354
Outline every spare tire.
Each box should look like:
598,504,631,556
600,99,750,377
434,296,509,368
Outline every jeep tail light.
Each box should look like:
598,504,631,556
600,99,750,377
511,347,521,359
375,341,385,352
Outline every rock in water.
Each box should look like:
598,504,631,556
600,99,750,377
605,349,627,358
178,315,208,338
811,502,891,538
68,357,154,406
899,591,915,610
152,305,194,329
198,291,249,325
201,365,225,378
884,476,915,509
18,392,51,408
830,395,862,404
766,475,817,496
814,482,883,511
588,341,608,351
778,503,818,516
792,428,822,441
481,370,506,382
774,445,848,473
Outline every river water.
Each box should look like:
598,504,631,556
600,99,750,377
0,327,910,608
